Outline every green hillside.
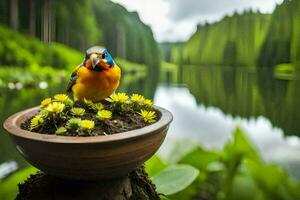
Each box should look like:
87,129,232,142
0,25,82,68
258,0,300,67
0,0,160,70
182,11,271,67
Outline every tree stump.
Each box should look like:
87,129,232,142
16,166,160,200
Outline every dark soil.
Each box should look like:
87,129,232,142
21,100,160,136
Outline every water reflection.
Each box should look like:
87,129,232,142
181,66,300,136
155,85,300,178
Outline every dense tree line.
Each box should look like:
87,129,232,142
181,11,271,67
180,0,300,68
0,0,160,71
257,0,300,67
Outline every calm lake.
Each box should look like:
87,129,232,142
1,65,300,178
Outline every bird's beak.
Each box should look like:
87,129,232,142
91,55,100,69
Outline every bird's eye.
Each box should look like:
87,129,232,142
101,53,106,59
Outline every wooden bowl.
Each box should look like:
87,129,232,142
3,106,172,180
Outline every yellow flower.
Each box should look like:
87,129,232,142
131,94,145,104
93,103,104,111
41,98,51,107
45,102,65,113
54,94,69,102
70,107,85,116
140,110,156,123
84,98,93,105
97,110,112,120
81,120,95,130
110,93,129,103
144,99,153,107
30,115,44,129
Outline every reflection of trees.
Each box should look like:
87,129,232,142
118,71,157,99
181,65,300,136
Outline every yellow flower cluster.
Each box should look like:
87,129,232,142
54,94,73,106
129,94,153,108
144,99,153,107
131,94,145,104
32,92,158,136
83,99,104,111
54,94,69,102
30,115,44,129
81,120,95,130
110,93,129,103
97,110,112,120
41,98,51,107
40,94,73,110
45,102,65,113
140,110,156,123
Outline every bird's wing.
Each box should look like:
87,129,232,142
66,66,81,93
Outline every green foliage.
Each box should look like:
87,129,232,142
92,0,161,70
274,63,297,80
70,108,85,117
55,127,67,135
0,167,38,200
182,11,271,67
160,42,184,63
152,164,199,195
0,0,160,72
0,25,83,68
258,0,300,68
115,58,147,73
67,118,82,130
179,0,300,68
0,65,68,89
145,155,167,177
146,127,300,199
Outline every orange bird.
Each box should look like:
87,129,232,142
67,46,121,101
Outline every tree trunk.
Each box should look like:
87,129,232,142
10,0,18,30
16,166,160,200
42,0,52,42
29,0,36,36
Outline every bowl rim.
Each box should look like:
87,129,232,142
3,106,173,144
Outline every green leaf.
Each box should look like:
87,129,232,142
0,167,38,200
152,164,199,195
163,139,198,163
179,146,220,170
244,159,300,199
55,127,67,135
232,127,261,161
145,155,167,177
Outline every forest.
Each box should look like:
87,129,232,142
165,0,300,68
0,0,160,72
